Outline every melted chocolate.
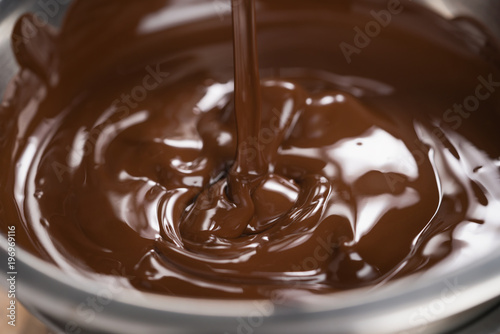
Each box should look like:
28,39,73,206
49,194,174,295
1,0,500,299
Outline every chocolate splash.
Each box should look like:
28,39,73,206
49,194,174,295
1,0,500,299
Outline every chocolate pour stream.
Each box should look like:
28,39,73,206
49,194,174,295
231,0,265,178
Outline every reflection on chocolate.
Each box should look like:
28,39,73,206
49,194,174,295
1,0,500,299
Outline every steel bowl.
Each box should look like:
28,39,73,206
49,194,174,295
1,0,500,333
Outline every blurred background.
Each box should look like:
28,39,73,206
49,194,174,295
1,290,51,334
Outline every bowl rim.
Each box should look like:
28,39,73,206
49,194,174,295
3,233,500,323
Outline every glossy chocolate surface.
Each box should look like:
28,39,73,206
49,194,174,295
1,0,500,299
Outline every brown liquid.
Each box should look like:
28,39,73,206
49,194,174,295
1,0,500,300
